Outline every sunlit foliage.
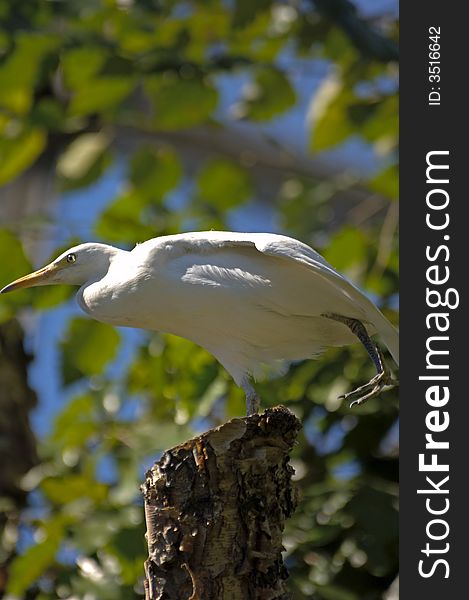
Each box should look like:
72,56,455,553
0,0,398,598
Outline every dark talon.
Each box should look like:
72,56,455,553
323,313,398,407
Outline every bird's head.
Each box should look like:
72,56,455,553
1,243,120,294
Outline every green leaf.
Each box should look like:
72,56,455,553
7,540,58,595
242,67,296,121
0,128,46,185
30,98,67,130
57,132,113,190
32,284,75,310
105,525,146,584
197,159,252,208
72,510,132,553
322,227,368,274
57,133,111,180
60,318,121,385
94,192,157,244
369,164,399,200
128,334,219,420
361,95,398,144
42,474,108,504
0,33,59,114
315,584,360,600
95,145,182,242
346,485,398,575
61,46,109,89
0,229,32,289
310,77,355,151
51,394,97,448
68,77,134,117
0,229,34,322
6,514,70,596
146,76,218,129
129,145,182,201
0,234,75,317
232,0,272,28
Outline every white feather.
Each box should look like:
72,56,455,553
77,231,398,386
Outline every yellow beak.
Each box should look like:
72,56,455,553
0,263,59,294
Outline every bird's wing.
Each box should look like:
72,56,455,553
256,235,380,315
134,232,399,365
139,230,374,311
137,231,334,271
257,236,399,365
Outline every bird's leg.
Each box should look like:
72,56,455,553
323,313,399,408
241,379,261,415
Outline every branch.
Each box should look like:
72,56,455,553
313,0,399,62
141,406,301,600
113,121,343,182
113,122,389,208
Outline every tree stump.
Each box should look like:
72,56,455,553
141,405,301,600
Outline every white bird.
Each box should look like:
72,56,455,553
1,231,398,414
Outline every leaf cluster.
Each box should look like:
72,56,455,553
0,1,398,598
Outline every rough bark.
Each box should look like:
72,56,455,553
141,405,301,600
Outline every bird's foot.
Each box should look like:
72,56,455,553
246,392,261,415
340,368,399,408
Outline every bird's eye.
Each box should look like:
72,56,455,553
66,253,76,264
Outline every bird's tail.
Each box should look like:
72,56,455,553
375,314,399,367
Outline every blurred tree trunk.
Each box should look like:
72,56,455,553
0,165,54,594
1,149,60,261
142,406,300,600
0,320,38,594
